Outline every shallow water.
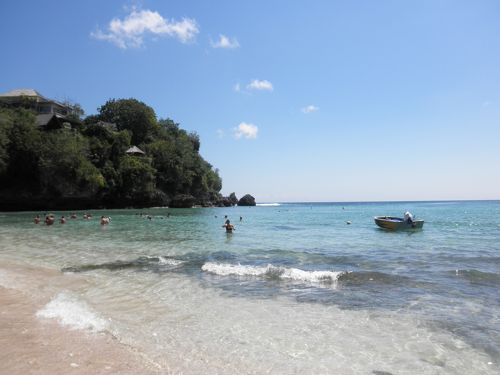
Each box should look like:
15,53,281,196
1,201,499,373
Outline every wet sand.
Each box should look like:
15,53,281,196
0,263,163,375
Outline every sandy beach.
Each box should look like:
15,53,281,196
0,263,162,375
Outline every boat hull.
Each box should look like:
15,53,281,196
374,216,424,230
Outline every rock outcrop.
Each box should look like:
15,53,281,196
170,194,196,208
237,194,256,206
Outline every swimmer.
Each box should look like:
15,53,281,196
60,216,66,224
70,213,77,219
34,215,41,224
45,215,55,226
100,216,110,225
222,219,235,233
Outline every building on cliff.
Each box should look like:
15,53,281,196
0,88,80,129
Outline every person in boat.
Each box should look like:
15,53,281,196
60,216,66,224
222,219,235,233
34,215,41,224
404,211,414,224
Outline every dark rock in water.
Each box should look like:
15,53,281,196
217,192,238,207
238,194,256,206
170,194,196,208
220,197,233,207
228,192,238,205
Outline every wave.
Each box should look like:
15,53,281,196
157,256,184,266
256,203,281,207
453,269,500,284
201,262,345,284
62,255,185,273
36,292,108,332
337,271,412,285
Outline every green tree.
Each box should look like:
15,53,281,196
61,99,85,122
0,109,13,176
4,108,42,190
97,99,159,145
116,155,157,204
38,130,104,197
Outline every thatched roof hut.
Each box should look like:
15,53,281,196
125,146,145,156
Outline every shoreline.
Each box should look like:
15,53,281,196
0,262,162,375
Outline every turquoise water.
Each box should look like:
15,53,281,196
1,201,499,373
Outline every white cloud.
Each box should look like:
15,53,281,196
211,34,239,49
301,105,319,114
91,9,199,48
233,122,258,139
233,83,241,92
246,79,273,91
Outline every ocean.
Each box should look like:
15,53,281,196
1,201,499,374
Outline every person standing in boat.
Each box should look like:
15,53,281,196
404,211,414,224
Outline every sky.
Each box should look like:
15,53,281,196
1,0,499,202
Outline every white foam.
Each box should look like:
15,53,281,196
256,203,281,207
0,270,14,289
158,256,184,266
36,292,108,332
201,262,344,284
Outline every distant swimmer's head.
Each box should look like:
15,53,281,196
225,219,230,224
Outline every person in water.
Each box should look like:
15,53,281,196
45,215,55,226
100,216,110,225
34,215,40,224
222,219,235,233
60,216,66,224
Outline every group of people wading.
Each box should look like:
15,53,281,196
34,213,110,226
34,211,239,232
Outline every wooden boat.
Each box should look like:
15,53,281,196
374,216,424,230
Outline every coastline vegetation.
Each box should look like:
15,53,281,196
0,98,225,210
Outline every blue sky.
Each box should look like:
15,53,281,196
1,0,499,202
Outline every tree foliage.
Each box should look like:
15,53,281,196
0,98,223,209
97,99,159,145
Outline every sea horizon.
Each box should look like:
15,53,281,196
3,198,500,214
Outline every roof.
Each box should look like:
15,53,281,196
0,88,69,108
35,113,66,127
35,113,77,127
36,114,55,127
0,88,48,101
126,146,145,155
